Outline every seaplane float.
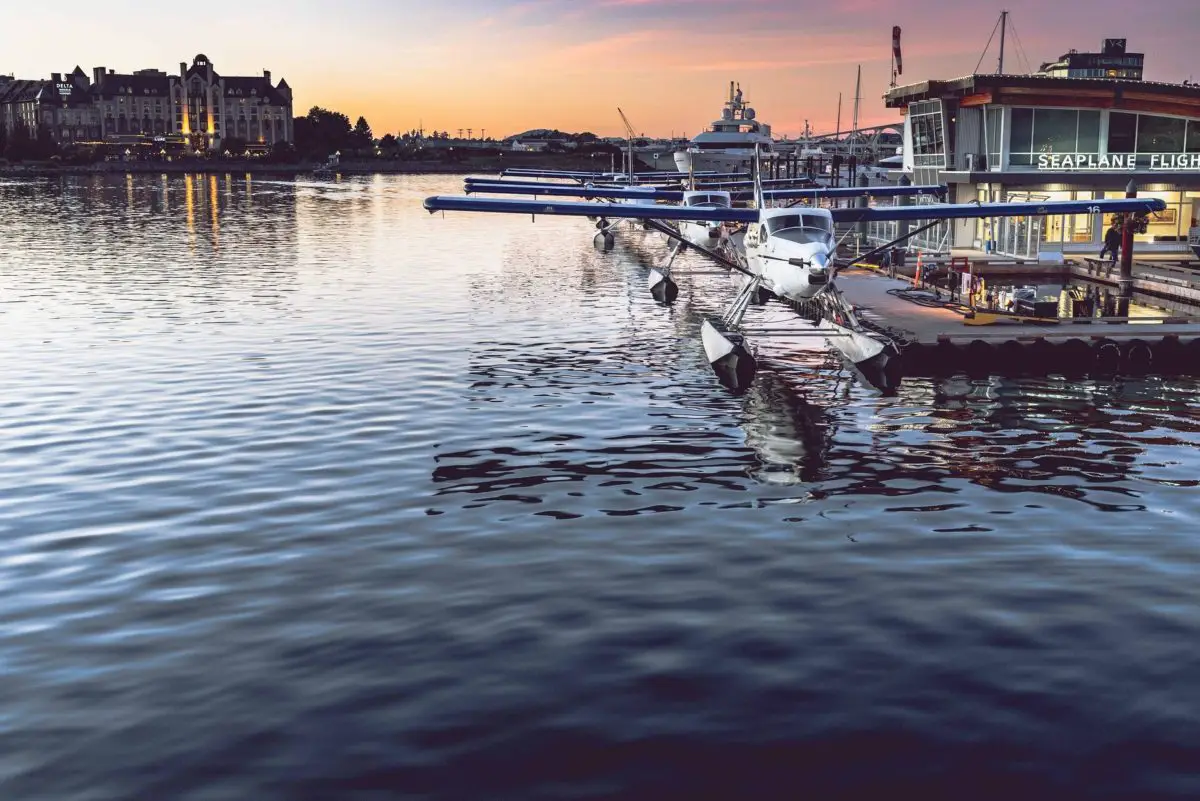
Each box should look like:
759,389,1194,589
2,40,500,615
424,159,1166,394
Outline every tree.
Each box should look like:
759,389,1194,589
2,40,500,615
33,123,57,160
378,133,397,152
352,116,373,150
4,122,34,161
0,123,7,157
293,106,352,160
265,141,300,164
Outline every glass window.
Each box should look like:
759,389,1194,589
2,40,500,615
1033,109,1078,154
1188,122,1200,153
1108,112,1137,153
1010,107,1033,153
1077,110,1100,153
766,214,803,233
1137,114,1186,153
986,107,1002,166
802,214,833,232
764,213,833,244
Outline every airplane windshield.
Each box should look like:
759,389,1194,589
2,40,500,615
686,194,730,207
764,213,833,244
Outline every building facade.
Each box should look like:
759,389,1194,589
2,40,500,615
0,55,293,152
882,67,1200,259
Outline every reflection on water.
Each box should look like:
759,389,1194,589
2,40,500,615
1,174,1199,800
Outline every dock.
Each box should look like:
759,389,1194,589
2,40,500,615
821,268,1200,379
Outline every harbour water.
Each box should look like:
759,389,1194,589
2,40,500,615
1,173,1199,800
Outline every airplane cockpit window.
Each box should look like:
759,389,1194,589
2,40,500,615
686,194,731,207
764,214,834,244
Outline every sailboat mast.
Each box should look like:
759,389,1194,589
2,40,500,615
852,65,861,161
997,10,1008,74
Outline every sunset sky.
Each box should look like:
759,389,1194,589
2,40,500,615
3,0,1197,139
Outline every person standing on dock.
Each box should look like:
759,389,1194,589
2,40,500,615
1100,223,1121,264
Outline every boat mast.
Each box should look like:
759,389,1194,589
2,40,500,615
997,10,1008,74
835,92,842,148
851,64,861,162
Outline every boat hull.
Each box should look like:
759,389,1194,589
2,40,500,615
674,150,763,174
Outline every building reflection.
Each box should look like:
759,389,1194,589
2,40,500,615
0,171,300,309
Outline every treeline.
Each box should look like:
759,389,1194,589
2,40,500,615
0,104,623,165
287,107,622,162
0,122,59,162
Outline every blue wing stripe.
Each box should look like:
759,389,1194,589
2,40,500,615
424,195,760,223
830,197,1167,223
501,168,746,180
464,179,948,203
764,185,947,200
466,184,686,201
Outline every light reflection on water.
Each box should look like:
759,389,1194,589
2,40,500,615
1,173,1199,800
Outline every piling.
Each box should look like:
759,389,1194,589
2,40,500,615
856,172,869,245
1117,179,1137,317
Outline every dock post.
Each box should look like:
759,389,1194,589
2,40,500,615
1117,179,1137,317
856,171,869,246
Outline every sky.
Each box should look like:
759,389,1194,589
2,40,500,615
2,0,1197,139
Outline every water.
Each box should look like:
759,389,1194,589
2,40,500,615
1,173,1198,800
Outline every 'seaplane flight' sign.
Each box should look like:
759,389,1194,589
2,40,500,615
1037,153,1200,170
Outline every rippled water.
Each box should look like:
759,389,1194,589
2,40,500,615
2,173,1198,800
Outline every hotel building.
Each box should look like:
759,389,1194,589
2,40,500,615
0,54,293,152
880,39,1200,260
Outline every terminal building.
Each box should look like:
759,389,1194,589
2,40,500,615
880,39,1200,260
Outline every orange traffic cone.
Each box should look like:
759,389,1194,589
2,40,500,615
914,253,923,286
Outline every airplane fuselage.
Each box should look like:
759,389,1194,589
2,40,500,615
678,191,734,252
743,206,835,301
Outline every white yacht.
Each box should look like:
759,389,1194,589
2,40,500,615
674,82,773,174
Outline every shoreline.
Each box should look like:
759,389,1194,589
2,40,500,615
0,154,652,179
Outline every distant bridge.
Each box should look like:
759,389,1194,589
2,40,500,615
803,122,904,141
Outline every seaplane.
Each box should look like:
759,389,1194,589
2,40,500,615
424,152,1166,394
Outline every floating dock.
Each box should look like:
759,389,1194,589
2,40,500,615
821,268,1200,381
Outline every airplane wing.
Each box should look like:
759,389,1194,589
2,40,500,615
695,178,818,190
830,197,1166,223
501,168,744,181
463,180,947,204
764,185,947,201
463,180,684,202
423,195,760,223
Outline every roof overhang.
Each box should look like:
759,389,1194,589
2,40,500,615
886,74,1200,118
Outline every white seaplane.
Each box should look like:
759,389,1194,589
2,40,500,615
426,163,1166,393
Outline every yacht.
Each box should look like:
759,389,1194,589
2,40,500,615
674,82,773,174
